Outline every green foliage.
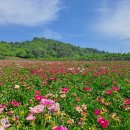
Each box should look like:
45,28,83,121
0,37,129,60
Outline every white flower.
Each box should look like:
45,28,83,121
0,118,11,128
14,85,20,89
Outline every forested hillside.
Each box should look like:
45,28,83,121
0,37,129,60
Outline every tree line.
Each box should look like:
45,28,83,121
0,37,130,60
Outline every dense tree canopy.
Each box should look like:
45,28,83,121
0,37,129,60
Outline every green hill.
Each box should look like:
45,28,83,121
0,37,129,60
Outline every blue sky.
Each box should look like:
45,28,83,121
0,0,130,53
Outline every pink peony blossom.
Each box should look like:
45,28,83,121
34,95,45,101
84,87,91,91
105,90,112,95
54,126,68,130
26,114,35,121
97,117,109,128
9,100,20,107
125,98,130,105
61,87,69,93
94,109,101,115
112,86,120,92
29,105,44,114
48,103,60,112
40,99,55,106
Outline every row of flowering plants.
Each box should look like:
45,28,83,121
0,61,130,129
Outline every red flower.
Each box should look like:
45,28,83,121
84,87,91,91
34,95,45,101
105,90,112,95
97,117,109,128
94,109,101,115
125,98,130,105
9,100,20,107
112,86,119,92
31,70,36,74
62,87,69,93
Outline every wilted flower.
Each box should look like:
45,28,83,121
67,119,74,125
75,106,83,113
81,104,87,110
0,108,4,114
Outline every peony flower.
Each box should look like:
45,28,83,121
84,87,91,91
29,105,44,114
48,103,60,112
40,99,55,106
112,86,119,92
105,90,112,95
26,114,35,121
94,109,101,115
61,87,69,93
0,118,11,128
34,95,45,101
97,117,109,128
14,85,20,89
125,98,130,105
9,100,20,107
75,106,83,113
54,126,68,130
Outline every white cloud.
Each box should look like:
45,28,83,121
0,0,61,26
95,0,130,41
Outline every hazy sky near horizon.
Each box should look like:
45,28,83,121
0,0,130,53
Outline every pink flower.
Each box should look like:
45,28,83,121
40,99,55,106
48,103,60,112
29,105,44,114
94,109,101,115
84,87,91,91
125,98,130,105
54,126,68,130
31,70,36,74
0,104,7,109
105,90,112,95
9,100,20,107
112,86,120,92
97,117,109,128
50,77,55,81
26,114,35,121
61,87,69,93
34,95,45,101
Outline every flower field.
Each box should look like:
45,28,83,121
0,60,130,130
